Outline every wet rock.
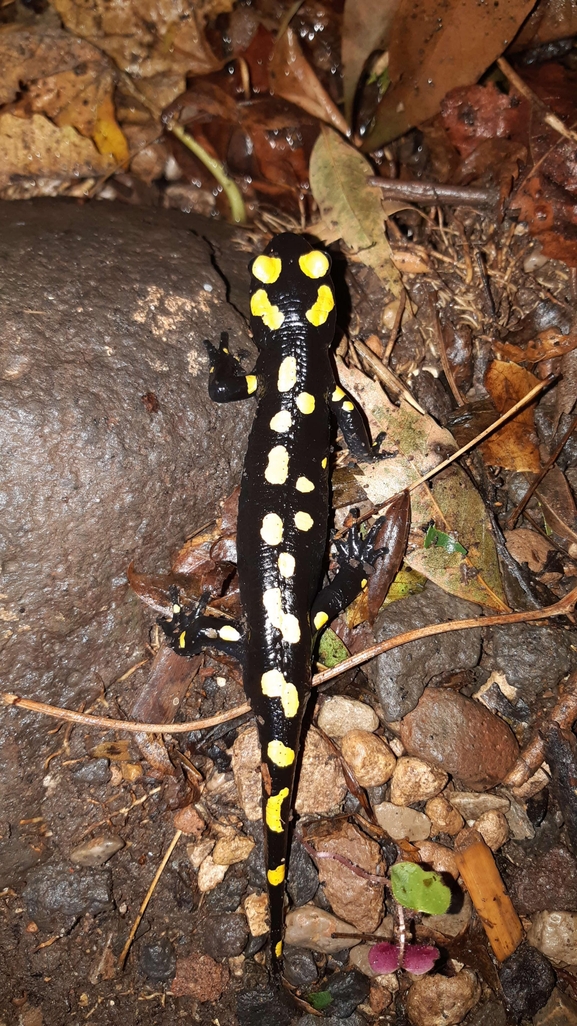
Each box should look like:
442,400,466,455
474,810,509,850
69,834,124,867
205,862,248,911
309,820,384,933
498,941,556,1023
533,987,577,1026
406,968,481,1026
420,891,473,939
212,832,255,866
196,912,249,959
287,839,319,907
502,845,577,915
414,840,459,879
448,792,510,820
502,793,534,841
236,975,293,1026
284,905,359,954
0,201,250,728
527,911,577,967
197,854,228,893
367,583,482,721
400,688,519,791
425,795,464,836
390,758,448,806
282,946,318,988
245,827,267,891
171,952,228,1001
295,727,348,816
138,936,176,982
373,801,431,842
296,1016,366,1026
325,969,370,1018
244,932,267,956
339,729,396,787
243,892,269,937
461,998,506,1026
546,725,577,856
71,759,110,784
490,623,574,701
316,696,380,737
22,863,113,931
232,726,262,822
173,805,206,837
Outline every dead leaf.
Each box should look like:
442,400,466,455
89,740,132,762
480,362,541,473
342,0,399,123
504,528,555,572
361,0,536,150
270,27,348,135
536,466,577,556
0,112,115,193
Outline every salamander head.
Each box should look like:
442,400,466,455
248,232,336,347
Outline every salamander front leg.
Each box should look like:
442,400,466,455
206,332,258,403
329,384,395,461
159,588,245,661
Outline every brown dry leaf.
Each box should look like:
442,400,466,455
89,740,132,762
269,27,348,135
52,0,223,84
480,362,541,473
504,528,555,572
0,26,103,106
536,466,577,556
493,328,577,365
390,246,430,274
361,0,536,150
342,0,399,122
0,112,116,193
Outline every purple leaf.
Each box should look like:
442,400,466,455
368,942,440,975
402,945,440,975
368,942,400,974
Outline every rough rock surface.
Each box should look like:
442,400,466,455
0,200,252,763
400,688,519,790
366,582,482,721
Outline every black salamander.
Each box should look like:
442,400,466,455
161,233,385,977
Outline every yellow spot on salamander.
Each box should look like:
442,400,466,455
343,400,355,411
294,511,314,532
275,941,283,958
321,457,328,468
179,630,187,648
263,588,283,629
261,670,299,718
278,552,295,578
261,513,283,546
305,284,335,326
361,578,368,589
270,410,292,433
266,787,289,833
296,476,314,493
246,374,257,395
252,254,282,284
277,356,297,392
222,347,229,354
313,611,329,630
296,391,315,415
332,386,345,402
265,445,289,485
299,250,329,279
267,740,295,767
219,625,241,641
267,864,286,886
251,289,284,330
172,603,181,614
282,613,301,644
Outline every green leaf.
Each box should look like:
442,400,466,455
317,627,350,669
424,524,467,556
390,862,451,915
308,990,333,1010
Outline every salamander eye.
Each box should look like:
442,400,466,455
299,251,330,279
252,255,282,283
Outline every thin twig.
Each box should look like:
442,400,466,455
498,57,577,146
383,291,406,364
432,307,464,406
118,829,183,969
355,340,426,414
369,178,498,207
506,411,577,529
504,669,577,788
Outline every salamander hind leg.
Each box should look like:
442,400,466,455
158,588,245,660
311,512,388,633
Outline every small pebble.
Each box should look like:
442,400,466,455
282,946,318,988
317,695,379,737
138,936,176,982
425,795,464,836
171,953,228,1002
499,941,556,1024
527,911,577,967
69,834,124,867
533,987,577,1026
212,833,255,865
406,968,481,1026
284,904,359,954
205,863,248,911
22,864,113,932
340,729,396,787
231,726,262,821
196,912,249,959
414,840,459,879
287,838,319,907
474,810,509,850
243,892,269,937
373,801,431,842
421,891,473,939
390,757,448,806
197,854,228,892
71,758,110,784
187,838,214,869
448,792,510,820
325,969,370,1018
295,727,347,815
236,975,293,1026
173,805,205,836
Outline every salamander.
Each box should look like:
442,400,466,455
160,233,386,978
